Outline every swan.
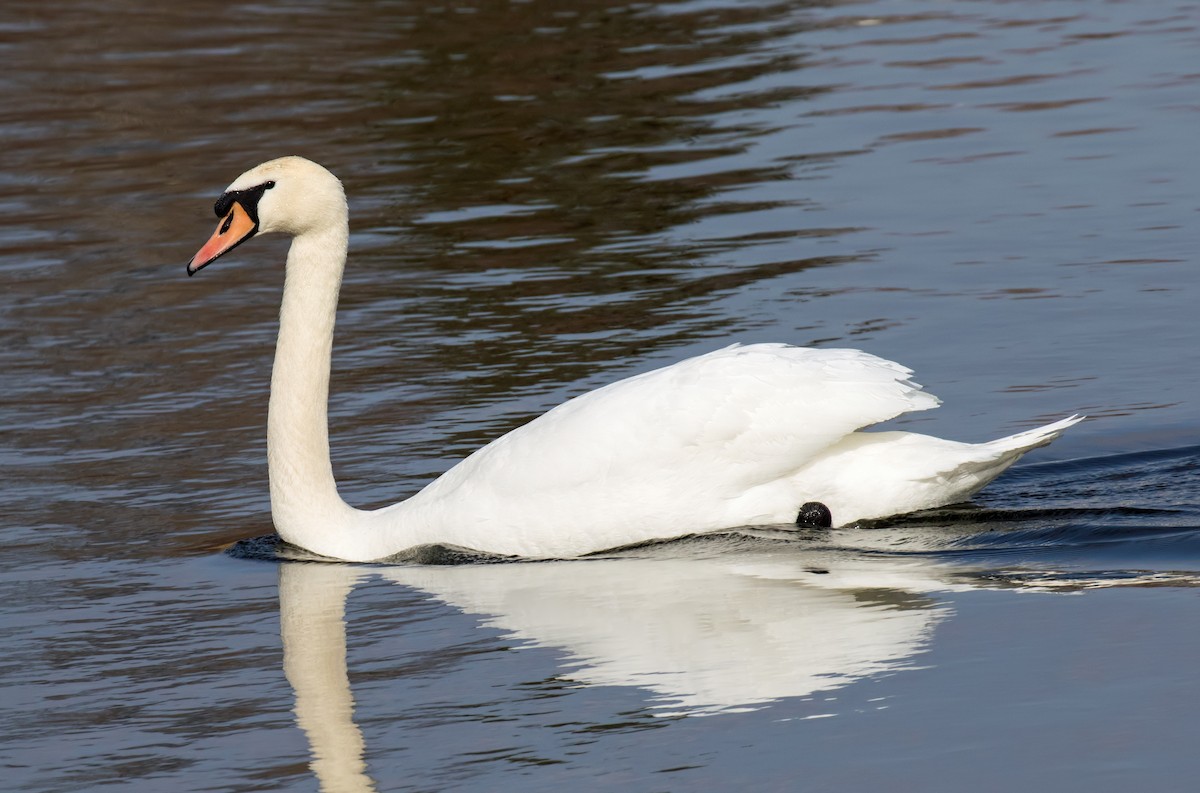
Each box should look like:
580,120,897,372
188,156,1082,562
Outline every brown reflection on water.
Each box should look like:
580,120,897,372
341,1,845,383
0,0,855,559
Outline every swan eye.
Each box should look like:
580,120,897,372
264,180,276,190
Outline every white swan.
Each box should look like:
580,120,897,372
188,156,1082,562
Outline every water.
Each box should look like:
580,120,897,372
1,0,1198,790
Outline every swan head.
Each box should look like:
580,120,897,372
187,156,346,276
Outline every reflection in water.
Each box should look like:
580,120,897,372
278,551,962,790
277,510,1200,790
379,555,953,715
279,564,375,793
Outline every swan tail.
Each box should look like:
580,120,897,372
935,414,1085,488
980,414,1086,455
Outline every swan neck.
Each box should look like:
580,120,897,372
268,224,355,549
266,218,432,561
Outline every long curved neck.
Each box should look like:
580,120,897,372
268,221,364,557
266,215,438,561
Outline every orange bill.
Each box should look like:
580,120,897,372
187,200,258,276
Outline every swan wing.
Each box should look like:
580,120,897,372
403,344,939,555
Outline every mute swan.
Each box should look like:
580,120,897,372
188,156,1082,562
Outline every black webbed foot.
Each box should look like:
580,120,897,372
796,501,832,529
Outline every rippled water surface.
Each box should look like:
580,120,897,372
2,1,1198,791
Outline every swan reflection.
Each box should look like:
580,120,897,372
278,548,973,790
374,553,961,714
279,563,375,793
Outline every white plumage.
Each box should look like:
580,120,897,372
189,156,1081,562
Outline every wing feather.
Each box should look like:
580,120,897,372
418,344,938,508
